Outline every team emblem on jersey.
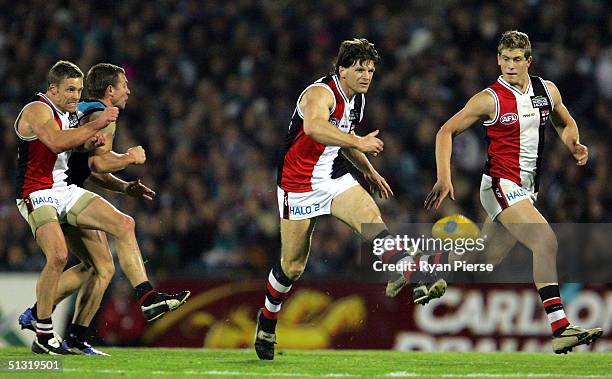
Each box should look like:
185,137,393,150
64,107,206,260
500,113,518,125
330,118,339,127
539,109,550,125
68,113,80,129
531,95,549,109
349,108,360,121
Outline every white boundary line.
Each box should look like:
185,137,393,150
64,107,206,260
62,369,611,378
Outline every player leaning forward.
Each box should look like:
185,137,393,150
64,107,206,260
254,39,446,360
424,31,603,354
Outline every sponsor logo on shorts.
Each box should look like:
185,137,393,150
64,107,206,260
506,188,526,201
500,113,518,125
290,204,321,216
31,196,59,208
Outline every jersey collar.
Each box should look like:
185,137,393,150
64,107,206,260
497,75,532,96
332,74,350,104
37,92,68,116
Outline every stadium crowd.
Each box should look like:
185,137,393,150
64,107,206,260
0,0,610,279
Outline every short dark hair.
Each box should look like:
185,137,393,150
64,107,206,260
47,60,83,87
334,38,381,74
498,30,532,59
85,63,125,99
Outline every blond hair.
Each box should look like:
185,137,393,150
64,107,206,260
498,30,531,59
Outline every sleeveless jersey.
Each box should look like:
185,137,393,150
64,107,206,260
15,93,77,198
66,99,107,187
482,75,554,192
277,74,365,192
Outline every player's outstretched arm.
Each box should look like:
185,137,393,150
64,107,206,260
18,104,118,154
342,147,394,199
546,81,588,166
87,172,156,201
424,91,495,209
301,86,383,154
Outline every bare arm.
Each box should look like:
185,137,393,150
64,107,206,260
88,172,129,193
89,150,141,173
341,147,375,174
301,87,383,154
85,111,145,173
18,103,118,154
87,172,156,201
546,81,588,165
435,91,495,183
342,147,393,199
424,91,495,209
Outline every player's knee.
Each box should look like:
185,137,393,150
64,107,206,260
541,235,558,257
531,232,558,258
47,250,69,270
114,214,135,238
283,260,306,280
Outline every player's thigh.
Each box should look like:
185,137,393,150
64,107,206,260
72,196,132,233
63,225,113,271
480,216,517,265
35,220,69,258
280,218,317,263
330,185,385,239
496,200,556,252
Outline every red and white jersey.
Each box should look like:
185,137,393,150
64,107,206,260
15,93,74,198
277,75,365,192
482,75,554,192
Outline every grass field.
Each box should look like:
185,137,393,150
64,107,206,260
0,348,611,378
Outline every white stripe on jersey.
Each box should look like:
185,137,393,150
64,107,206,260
498,76,532,96
516,80,539,176
496,77,540,177
295,82,336,121
311,145,341,190
540,77,555,110
332,75,350,104
310,91,357,190
14,101,48,141
359,93,365,122
482,88,500,126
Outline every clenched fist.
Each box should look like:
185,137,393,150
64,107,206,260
95,107,119,129
127,145,146,164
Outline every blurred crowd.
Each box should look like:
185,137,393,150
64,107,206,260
1,0,610,278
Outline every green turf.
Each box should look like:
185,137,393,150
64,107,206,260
0,348,610,378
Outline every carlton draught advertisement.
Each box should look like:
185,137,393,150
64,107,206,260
113,280,610,352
